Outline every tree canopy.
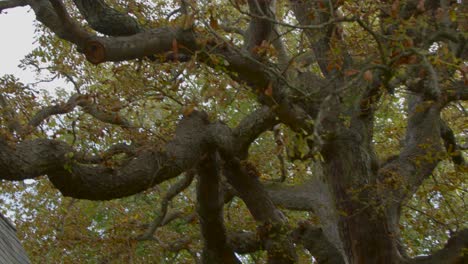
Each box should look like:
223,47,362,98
0,0,467,263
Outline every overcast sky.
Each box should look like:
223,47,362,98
0,7,36,83
1,5,71,94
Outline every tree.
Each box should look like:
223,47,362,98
0,0,467,263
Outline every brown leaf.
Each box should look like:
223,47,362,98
461,66,468,84
363,70,373,82
345,69,360,76
183,105,196,116
417,0,425,12
172,39,179,61
327,63,337,72
403,38,414,48
408,55,418,64
209,14,219,30
418,69,427,78
264,82,273,97
234,0,246,7
391,0,400,18
318,0,325,9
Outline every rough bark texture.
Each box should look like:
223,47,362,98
197,153,240,264
1,0,467,263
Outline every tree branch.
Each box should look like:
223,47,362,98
406,229,468,264
379,96,444,202
197,152,241,264
291,221,345,264
233,106,278,157
0,111,211,200
74,142,137,164
289,0,349,78
138,171,195,240
72,0,141,36
26,0,276,91
0,0,27,12
18,93,135,137
443,80,468,104
222,157,297,264
228,230,262,254
264,168,345,260
244,0,276,53
227,221,345,263
440,119,466,166
30,0,92,47
0,94,23,133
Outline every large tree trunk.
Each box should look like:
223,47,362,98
1,1,467,263
322,121,401,263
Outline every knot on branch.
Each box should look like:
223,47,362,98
256,221,288,244
240,160,261,179
85,40,106,64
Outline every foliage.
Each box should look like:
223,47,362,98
0,0,467,263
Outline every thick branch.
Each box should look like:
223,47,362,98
291,221,345,264
28,94,134,131
379,96,443,202
80,27,198,64
0,111,210,200
228,231,262,254
223,159,284,223
27,0,272,90
27,0,190,64
0,94,22,133
28,0,92,47
1,107,287,203
407,229,468,264
265,181,322,211
440,119,466,166
265,167,346,260
227,222,345,264
245,0,276,52
289,0,348,78
75,143,137,164
233,106,278,156
0,0,27,12
72,0,141,36
138,171,195,240
24,0,280,92
443,80,468,103
222,158,297,264
197,152,240,264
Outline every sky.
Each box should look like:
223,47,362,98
1,6,70,92
0,7,67,212
0,6,36,83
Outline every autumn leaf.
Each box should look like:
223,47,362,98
233,0,246,8
461,65,468,85
326,63,337,72
408,55,418,64
391,0,400,18
183,104,196,116
403,38,414,48
172,39,179,61
417,0,425,12
264,82,273,96
363,70,373,82
209,13,219,30
2,1,466,262
345,69,360,76
317,0,325,9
